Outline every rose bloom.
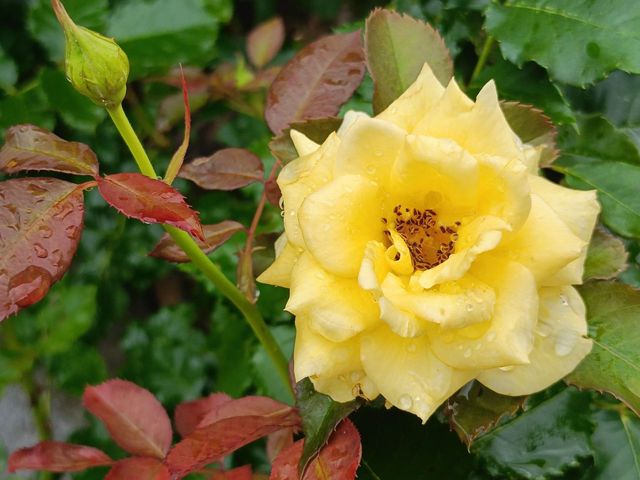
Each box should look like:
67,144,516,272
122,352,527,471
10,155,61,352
259,64,600,421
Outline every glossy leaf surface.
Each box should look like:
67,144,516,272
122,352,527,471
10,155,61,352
247,17,285,69
97,173,204,240
8,442,112,473
265,31,365,134
150,221,244,263
0,178,84,322
0,124,99,176
179,148,264,191
584,227,628,281
83,379,173,459
174,393,232,438
105,457,170,480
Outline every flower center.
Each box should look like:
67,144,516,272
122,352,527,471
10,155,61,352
383,205,459,271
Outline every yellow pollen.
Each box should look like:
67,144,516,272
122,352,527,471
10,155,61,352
382,205,460,270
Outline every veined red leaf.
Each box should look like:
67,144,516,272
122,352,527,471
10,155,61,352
150,221,245,263
247,17,285,69
179,148,264,191
96,173,204,240
211,465,253,480
174,393,233,438
270,419,361,480
8,441,112,473
164,67,192,185
166,397,300,477
0,125,99,176
267,428,295,463
83,380,172,459
105,457,170,480
265,31,365,135
0,178,85,322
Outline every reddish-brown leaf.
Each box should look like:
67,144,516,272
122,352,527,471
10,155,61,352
174,393,233,438
149,221,245,263
267,428,295,463
83,380,173,459
0,178,84,322
166,397,300,477
265,31,365,135
105,457,170,480
0,125,99,176
236,247,257,303
247,17,285,69
210,465,253,480
97,173,204,240
500,101,558,166
179,148,264,191
164,67,192,185
270,419,361,480
8,441,112,473
264,178,282,206
268,117,342,164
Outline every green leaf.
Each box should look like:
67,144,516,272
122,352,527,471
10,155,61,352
485,0,640,86
567,281,640,417
0,45,17,92
584,227,628,281
365,8,453,113
41,69,106,133
106,0,230,78
0,83,54,137
295,377,361,475
353,406,475,479
252,325,295,404
445,381,525,447
27,0,108,62
555,116,640,238
472,387,594,479
470,59,575,126
49,344,107,395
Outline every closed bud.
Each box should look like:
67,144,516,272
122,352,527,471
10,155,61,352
52,0,129,108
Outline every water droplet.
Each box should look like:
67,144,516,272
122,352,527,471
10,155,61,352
498,366,514,372
560,295,569,306
27,183,48,196
586,41,600,58
33,243,48,258
406,342,417,353
398,394,413,410
474,343,482,350
337,374,346,382
463,349,472,358
38,225,53,238
160,192,174,200
350,371,362,382
554,329,578,357
373,151,383,158
465,303,474,312
64,225,80,240
486,331,497,342
50,249,63,268
8,266,52,308
289,210,296,216
278,196,285,210
53,201,75,220
280,210,285,217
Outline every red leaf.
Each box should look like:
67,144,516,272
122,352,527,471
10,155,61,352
211,465,253,480
174,393,233,438
264,179,281,206
270,419,361,480
267,428,295,463
166,397,300,477
0,125,99,177
105,457,170,480
247,17,285,69
83,380,172,459
8,441,112,473
265,31,365,135
179,148,264,191
0,178,84,322
164,67,192,185
97,173,204,240
149,221,245,263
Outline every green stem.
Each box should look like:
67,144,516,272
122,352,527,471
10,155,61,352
22,376,53,480
106,104,293,400
469,35,495,87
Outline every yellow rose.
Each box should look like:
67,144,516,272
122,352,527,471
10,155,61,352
258,64,600,422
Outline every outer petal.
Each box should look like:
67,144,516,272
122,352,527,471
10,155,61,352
256,234,300,288
299,174,384,277
333,116,407,186
360,325,475,422
290,129,320,156
286,253,379,342
477,286,592,395
529,175,600,285
414,80,522,161
294,317,379,402
279,133,340,247
376,63,446,132
358,241,389,296
496,194,585,283
428,256,538,369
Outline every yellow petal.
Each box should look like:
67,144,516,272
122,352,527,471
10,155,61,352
384,229,414,276
360,325,475,422
290,129,320,156
414,79,522,161
286,252,379,342
256,234,300,288
279,133,340,247
333,115,406,186
496,193,586,283
529,175,600,285
358,241,389,296
477,286,592,395
428,256,538,369
299,174,384,277
376,63,446,132
294,317,379,402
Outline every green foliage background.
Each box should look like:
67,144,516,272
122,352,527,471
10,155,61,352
1,0,640,478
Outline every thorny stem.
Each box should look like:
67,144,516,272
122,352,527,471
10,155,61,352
469,35,495,87
106,103,294,401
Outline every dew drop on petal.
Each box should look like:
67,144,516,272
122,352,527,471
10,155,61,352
463,349,472,358
350,371,362,382
398,394,413,410
554,329,578,357
486,331,497,342
499,366,514,372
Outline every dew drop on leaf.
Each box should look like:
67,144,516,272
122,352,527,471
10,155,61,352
8,266,52,308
